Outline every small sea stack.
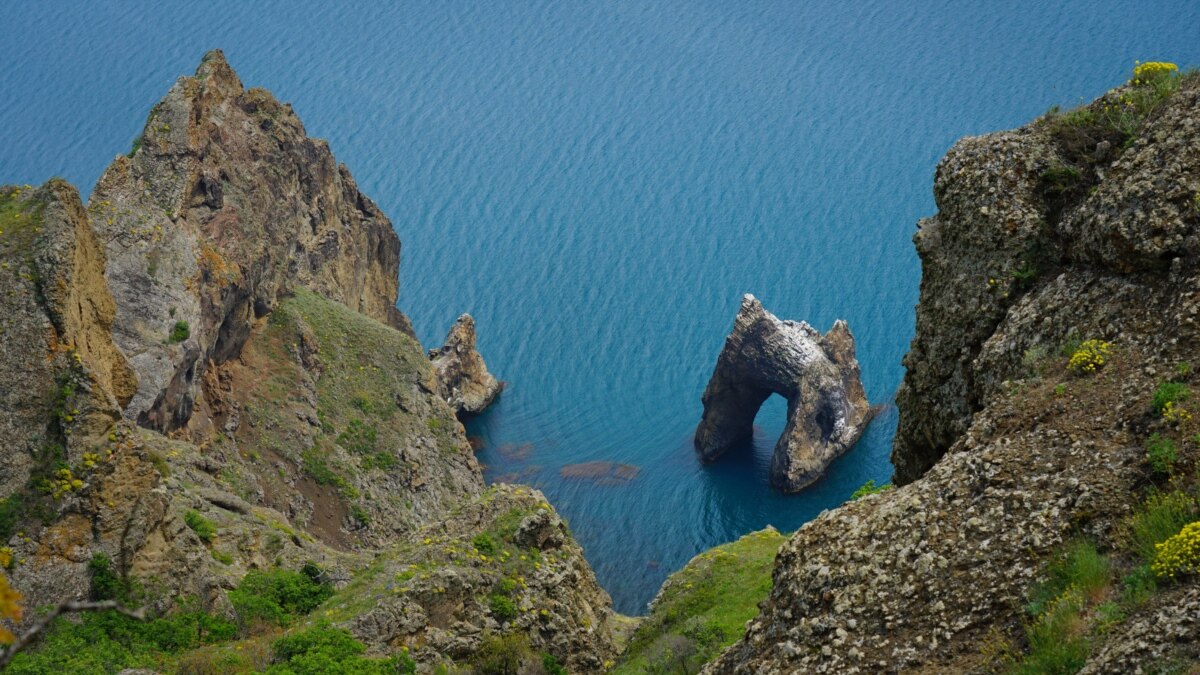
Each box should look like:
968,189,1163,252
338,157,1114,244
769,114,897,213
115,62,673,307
429,313,504,415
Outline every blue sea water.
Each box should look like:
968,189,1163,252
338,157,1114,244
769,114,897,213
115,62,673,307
3,1,1199,614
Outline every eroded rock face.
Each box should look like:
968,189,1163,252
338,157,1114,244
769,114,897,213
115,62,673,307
429,314,503,416
90,49,412,435
707,74,1200,673
695,295,870,492
334,484,618,673
0,180,135,495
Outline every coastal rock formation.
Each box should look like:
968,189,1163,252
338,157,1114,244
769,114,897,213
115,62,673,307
695,295,870,492
89,49,412,435
707,70,1200,672
331,484,618,672
0,180,136,496
0,53,621,674
429,314,503,415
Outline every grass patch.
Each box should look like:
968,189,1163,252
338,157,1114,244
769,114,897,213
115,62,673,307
1126,490,1199,563
184,509,217,543
168,320,190,344
613,528,787,675
1152,381,1190,416
1146,434,1178,475
849,479,892,500
1011,539,1112,674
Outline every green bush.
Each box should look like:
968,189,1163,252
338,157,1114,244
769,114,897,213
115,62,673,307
88,553,128,602
1122,564,1158,605
268,622,398,675
488,593,518,623
184,510,217,543
472,633,533,675
228,567,334,629
1126,490,1199,563
169,320,190,343
1152,381,1189,415
472,532,499,556
541,652,567,675
5,607,237,674
1145,434,1178,475
337,419,378,455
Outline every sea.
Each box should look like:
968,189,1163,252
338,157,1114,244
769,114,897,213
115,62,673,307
3,0,1198,614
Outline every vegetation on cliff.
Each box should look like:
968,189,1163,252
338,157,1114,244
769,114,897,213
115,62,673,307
613,528,786,674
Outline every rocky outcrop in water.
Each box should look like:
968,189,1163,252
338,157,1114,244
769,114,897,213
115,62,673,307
429,313,503,416
707,69,1200,672
695,294,870,492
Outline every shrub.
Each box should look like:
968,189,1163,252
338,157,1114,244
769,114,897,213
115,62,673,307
269,622,398,674
1132,61,1179,82
184,510,217,543
1122,565,1158,605
1127,490,1199,562
1151,521,1200,580
850,479,892,500
472,633,533,675
88,553,128,602
169,320,190,343
472,532,499,556
1145,434,1178,475
349,504,371,527
228,567,334,629
488,593,518,623
541,653,567,675
337,419,377,455
1152,381,1189,415
1066,339,1112,374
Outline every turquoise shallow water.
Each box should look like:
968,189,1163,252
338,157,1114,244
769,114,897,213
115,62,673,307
3,1,1199,613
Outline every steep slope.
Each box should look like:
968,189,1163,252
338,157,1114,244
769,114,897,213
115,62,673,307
708,66,1200,672
90,49,411,435
0,53,618,672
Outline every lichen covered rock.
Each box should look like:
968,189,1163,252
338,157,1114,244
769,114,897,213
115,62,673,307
325,484,618,673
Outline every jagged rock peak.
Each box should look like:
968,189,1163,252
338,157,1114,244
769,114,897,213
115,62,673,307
89,49,413,435
429,313,503,415
694,294,870,492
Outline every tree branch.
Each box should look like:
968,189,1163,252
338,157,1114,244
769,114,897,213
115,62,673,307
0,599,146,669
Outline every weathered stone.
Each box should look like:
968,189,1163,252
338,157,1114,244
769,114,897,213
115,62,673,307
695,294,870,492
90,49,413,435
429,314,503,416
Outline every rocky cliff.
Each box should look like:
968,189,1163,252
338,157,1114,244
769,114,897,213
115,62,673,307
695,295,870,492
708,66,1200,672
0,52,616,673
90,49,412,436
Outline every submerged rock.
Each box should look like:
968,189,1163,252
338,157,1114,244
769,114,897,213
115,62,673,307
429,314,503,416
694,295,870,492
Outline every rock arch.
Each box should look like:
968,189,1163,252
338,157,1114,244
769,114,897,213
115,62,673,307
694,295,871,492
